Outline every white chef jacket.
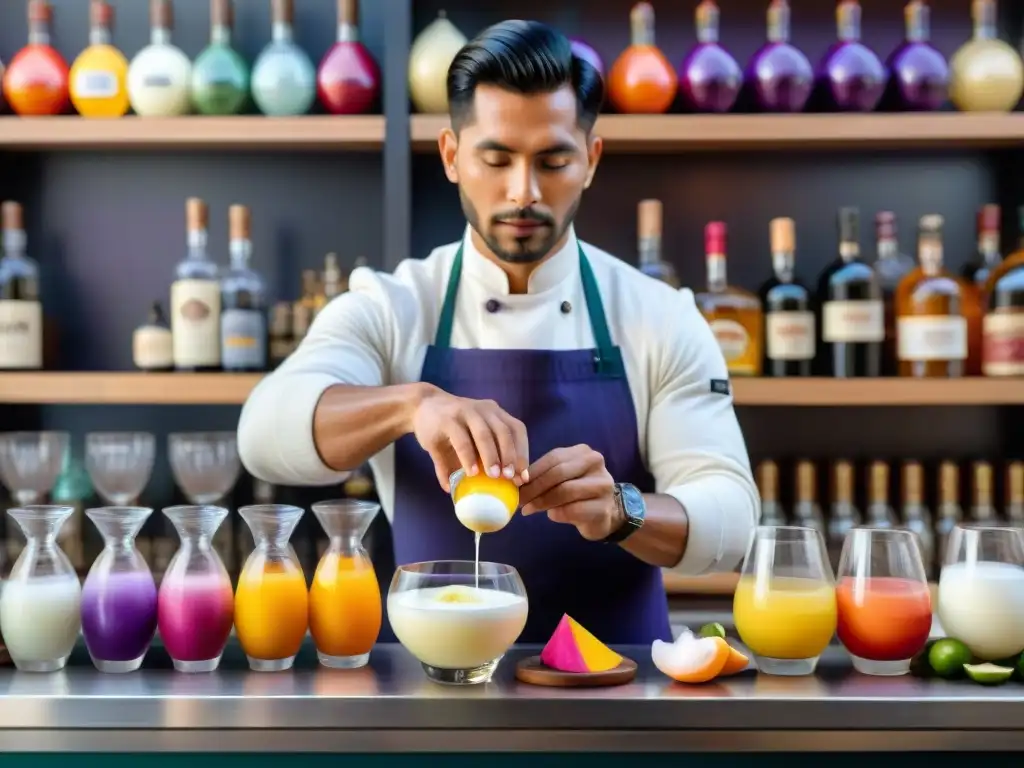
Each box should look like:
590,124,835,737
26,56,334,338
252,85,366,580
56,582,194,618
237,225,758,575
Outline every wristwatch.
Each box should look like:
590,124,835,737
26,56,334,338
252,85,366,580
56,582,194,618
602,482,645,543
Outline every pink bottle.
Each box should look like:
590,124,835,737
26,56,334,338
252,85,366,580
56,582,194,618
158,505,235,672
317,0,380,115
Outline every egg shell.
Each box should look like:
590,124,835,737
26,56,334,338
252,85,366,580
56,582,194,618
454,494,511,534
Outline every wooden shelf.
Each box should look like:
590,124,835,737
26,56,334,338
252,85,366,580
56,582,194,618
0,116,386,151
411,113,1024,153
1,373,1022,406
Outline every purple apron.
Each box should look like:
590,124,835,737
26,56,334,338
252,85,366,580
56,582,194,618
387,242,672,644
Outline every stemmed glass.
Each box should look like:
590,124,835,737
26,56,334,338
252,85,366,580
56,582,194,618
0,432,70,505
85,432,156,505
733,525,837,676
937,524,1024,661
836,528,932,676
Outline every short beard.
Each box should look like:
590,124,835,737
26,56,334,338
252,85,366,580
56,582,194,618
460,187,580,265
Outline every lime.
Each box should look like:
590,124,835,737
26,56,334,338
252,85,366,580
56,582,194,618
928,638,972,679
698,622,726,639
964,663,1014,685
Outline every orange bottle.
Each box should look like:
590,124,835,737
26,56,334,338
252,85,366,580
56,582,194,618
607,2,678,114
2,0,70,116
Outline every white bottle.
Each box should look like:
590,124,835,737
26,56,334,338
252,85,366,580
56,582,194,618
127,0,192,117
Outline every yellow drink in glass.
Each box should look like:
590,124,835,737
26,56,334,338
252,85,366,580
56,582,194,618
734,575,836,663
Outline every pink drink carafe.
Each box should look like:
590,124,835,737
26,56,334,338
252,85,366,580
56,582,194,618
317,0,380,115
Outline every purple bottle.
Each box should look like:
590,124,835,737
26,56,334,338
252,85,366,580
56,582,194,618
886,1,949,111
817,0,887,112
747,0,813,112
570,38,605,78
679,0,742,113
81,506,159,673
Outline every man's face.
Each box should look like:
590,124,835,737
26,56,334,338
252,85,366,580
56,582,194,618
439,84,601,264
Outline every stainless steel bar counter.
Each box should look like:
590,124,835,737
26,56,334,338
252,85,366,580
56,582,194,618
0,641,1020,754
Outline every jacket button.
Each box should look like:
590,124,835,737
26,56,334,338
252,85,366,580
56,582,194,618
560,301,572,314
485,299,501,313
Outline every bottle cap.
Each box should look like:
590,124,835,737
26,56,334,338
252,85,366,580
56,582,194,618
637,200,662,239
151,0,172,29
838,207,859,242
796,460,816,500
27,0,51,24
211,0,233,27
939,461,959,503
769,217,795,253
869,461,889,504
1009,462,1024,503
273,0,294,24
186,198,208,232
919,213,944,233
229,204,251,241
978,204,1000,232
705,221,726,255
757,460,778,502
973,461,993,496
338,0,359,25
2,201,23,232
875,211,896,239
832,460,853,502
90,0,113,28
629,2,655,46
902,460,923,503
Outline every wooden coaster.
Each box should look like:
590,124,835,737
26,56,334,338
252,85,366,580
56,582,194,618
515,655,637,687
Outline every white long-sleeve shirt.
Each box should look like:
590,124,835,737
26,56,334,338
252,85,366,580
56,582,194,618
237,226,758,575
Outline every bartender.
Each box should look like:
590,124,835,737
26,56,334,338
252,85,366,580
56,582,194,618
238,20,758,644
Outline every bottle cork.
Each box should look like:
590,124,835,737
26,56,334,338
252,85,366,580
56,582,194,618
972,461,993,503
28,0,51,24
757,460,778,503
2,202,23,232
339,0,358,25
91,0,113,28
630,2,655,46
939,461,959,504
229,205,251,242
832,460,853,503
151,0,172,29
796,460,816,502
978,204,1000,233
186,198,208,232
973,0,995,28
211,0,233,27
875,211,896,240
838,207,859,242
869,461,889,505
902,461,923,505
769,217,795,253
273,0,294,24
705,221,727,256
637,200,662,240
1009,462,1024,504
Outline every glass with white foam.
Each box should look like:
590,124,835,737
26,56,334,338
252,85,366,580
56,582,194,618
388,560,528,685
937,524,1024,661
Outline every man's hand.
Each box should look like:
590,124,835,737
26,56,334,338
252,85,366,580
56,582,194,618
518,445,623,541
411,386,530,491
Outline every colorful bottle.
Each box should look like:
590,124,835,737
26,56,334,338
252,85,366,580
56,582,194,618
172,198,221,372
949,0,1024,113
747,0,812,113
191,0,250,116
128,0,193,117
982,205,1024,376
317,0,381,115
760,217,814,377
81,506,158,673
158,505,235,673
234,504,308,671
636,199,679,288
251,0,316,116
0,505,82,672
816,0,887,112
885,1,949,112
69,0,129,119
962,205,1001,376
0,201,43,371
309,500,382,669
2,0,69,116
607,2,677,114
408,11,468,114
872,212,915,376
220,205,267,372
678,0,742,113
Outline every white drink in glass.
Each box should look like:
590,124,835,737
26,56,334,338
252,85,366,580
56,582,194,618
0,574,82,664
937,561,1024,660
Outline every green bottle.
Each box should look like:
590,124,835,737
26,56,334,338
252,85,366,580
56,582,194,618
190,0,249,116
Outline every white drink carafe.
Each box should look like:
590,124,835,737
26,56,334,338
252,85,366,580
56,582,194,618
127,0,192,116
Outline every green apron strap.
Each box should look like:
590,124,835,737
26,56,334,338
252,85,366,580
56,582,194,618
434,244,463,348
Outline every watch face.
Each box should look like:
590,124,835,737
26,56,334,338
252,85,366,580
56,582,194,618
620,483,645,524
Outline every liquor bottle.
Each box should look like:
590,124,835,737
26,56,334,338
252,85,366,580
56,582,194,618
884,1,949,112
864,461,897,529
962,205,1001,376
760,217,814,377
2,0,69,116
873,212,914,375
408,11,467,114
827,460,860,571
268,302,293,368
191,0,250,116
132,301,173,372
68,0,129,119
323,253,344,301
746,0,812,113
756,460,787,526
792,460,826,537
968,461,1000,526
635,200,679,288
251,0,316,117
678,0,742,114
291,300,313,347
981,205,1024,377
299,269,327,318
894,215,968,378
0,202,43,371
127,0,193,117
1006,461,1024,527
901,460,935,580
816,0,887,112
317,0,381,115
695,222,763,376
949,0,1024,113
220,205,267,373
607,2,677,114
171,198,221,372
934,461,963,571
817,207,883,377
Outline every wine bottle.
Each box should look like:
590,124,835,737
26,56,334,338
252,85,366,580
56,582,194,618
251,0,316,116
2,0,69,116
607,2,677,114
635,200,679,288
69,0,129,119
220,205,268,373
317,0,381,115
981,205,1024,377
872,212,915,376
408,11,467,114
570,38,604,77
678,0,742,114
132,301,173,372
816,0,887,112
0,201,43,371
191,0,250,116
963,205,1001,376
949,0,1024,113
760,217,814,377
747,0,812,113
171,198,221,372
885,1,949,112
127,0,193,117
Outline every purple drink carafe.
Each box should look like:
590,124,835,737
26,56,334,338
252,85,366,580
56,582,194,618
886,1,949,111
679,0,742,113
817,0,887,112
571,38,605,77
747,0,812,112
81,506,158,673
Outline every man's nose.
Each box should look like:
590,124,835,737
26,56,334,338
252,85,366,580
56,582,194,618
507,162,541,208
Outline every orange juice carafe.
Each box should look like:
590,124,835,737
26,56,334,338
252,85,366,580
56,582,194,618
233,504,309,672
309,500,382,669
607,2,678,114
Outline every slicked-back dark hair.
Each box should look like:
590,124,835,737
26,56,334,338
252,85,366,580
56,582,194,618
446,19,604,134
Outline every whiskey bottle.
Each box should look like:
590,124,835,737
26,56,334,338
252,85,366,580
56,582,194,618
962,205,1001,376
171,198,221,371
299,269,326,318
934,460,963,571
864,460,897,528
220,204,267,372
968,460,1000,526
901,460,935,579
636,199,680,288
323,252,343,301
760,217,814,376
1006,461,1024,527
792,460,826,536
132,301,173,372
756,459,787,526
695,221,763,376
268,301,293,368
981,204,1024,377
0,201,42,370
827,460,860,571
872,212,914,376
817,207,883,377
894,214,968,378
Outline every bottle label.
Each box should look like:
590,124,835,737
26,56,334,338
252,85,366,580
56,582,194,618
897,315,968,361
982,311,1024,376
142,73,174,89
221,309,267,370
132,326,173,370
709,319,754,371
171,279,221,367
0,300,43,369
766,311,815,360
822,300,885,342
74,70,118,98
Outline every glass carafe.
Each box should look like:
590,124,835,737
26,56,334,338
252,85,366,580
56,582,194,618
81,506,158,673
0,505,82,672
234,504,308,672
309,500,382,669
158,505,235,673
